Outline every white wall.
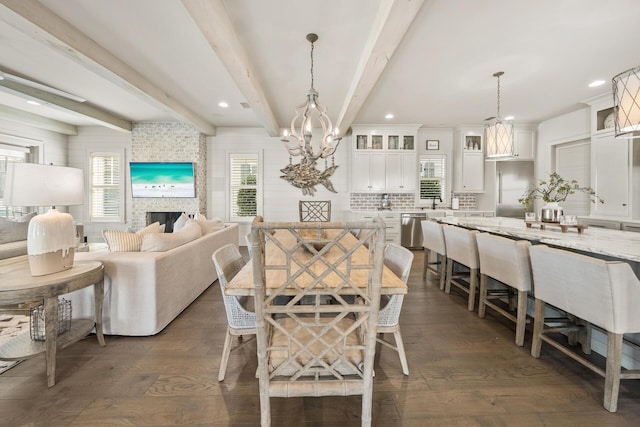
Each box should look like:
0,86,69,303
68,126,132,241
207,127,349,237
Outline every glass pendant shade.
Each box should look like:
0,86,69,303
485,119,514,158
613,65,640,139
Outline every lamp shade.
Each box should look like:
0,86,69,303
485,120,514,159
3,162,84,207
613,65,640,139
2,163,84,276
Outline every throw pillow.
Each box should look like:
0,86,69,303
103,221,164,252
0,212,36,244
141,221,202,252
172,212,189,232
189,216,225,235
103,230,143,252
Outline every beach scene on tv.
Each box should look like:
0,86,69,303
130,162,196,198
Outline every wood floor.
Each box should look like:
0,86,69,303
1,250,640,426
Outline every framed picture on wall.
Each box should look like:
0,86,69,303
426,140,439,150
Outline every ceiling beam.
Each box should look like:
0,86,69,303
182,0,279,137
336,0,425,133
0,0,216,135
0,104,78,135
0,79,131,133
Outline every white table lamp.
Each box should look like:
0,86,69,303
3,163,84,276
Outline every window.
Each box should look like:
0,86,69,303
419,155,446,202
0,146,28,217
230,153,260,220
90,151,123,222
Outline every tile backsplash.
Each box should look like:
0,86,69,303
350,192,476,211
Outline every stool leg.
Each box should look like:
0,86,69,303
604,332,623,412
445,258,454,294
531,298,545,358
439,255,447,290
478,273,488,318
515,290,528,347
468,268,478,311
423,248,429,279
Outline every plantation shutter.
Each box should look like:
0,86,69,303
419,156,446,201
91,153,121,221
0,146,28,217
230,153,258,219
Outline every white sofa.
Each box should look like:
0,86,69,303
66,223,239,336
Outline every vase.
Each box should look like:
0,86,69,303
540,202,563,223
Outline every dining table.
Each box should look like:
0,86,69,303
225,228,407,297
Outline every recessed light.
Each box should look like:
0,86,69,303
385,113,394,119
218,101,229,108
504,115,514,121
26,100,40,106
588,80,606,88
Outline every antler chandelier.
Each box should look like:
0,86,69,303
280,33,341,196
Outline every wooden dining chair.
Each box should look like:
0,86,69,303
377,243,413,375
211,244,256,382
299,200,331,222
248,218,386,427
529,244,640,412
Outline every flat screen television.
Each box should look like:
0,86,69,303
130,162,196,198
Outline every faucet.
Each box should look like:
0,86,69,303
431,196,442,210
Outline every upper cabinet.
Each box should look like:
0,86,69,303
513,128,536,160
350,125,420,193
455,128,485,192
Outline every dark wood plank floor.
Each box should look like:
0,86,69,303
2,250,640,426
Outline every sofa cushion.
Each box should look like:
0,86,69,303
103,221,163,252
189,215,225,235
141,221,202,252
0,212,36,244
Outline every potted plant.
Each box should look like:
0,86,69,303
518,172,603,222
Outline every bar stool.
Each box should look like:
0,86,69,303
529,244,640,412
442,225,480,311
421,219,447,290
475,233,532,346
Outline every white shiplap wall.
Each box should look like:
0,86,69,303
207,128,350,238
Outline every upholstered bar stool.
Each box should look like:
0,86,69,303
442,225,480,311
475,233,532,346
529,245,640,412
421,219,447,290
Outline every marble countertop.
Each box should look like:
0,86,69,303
439,216,640,263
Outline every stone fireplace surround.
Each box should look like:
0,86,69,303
130,122,207,230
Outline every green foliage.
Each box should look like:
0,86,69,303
237,174,257,216
518,172,604,207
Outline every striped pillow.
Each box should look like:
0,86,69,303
103,230,143,252
103,221,164,252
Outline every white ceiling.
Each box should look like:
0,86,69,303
1,0,639,136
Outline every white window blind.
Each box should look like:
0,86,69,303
230,153,259,220
419,156,446,201
0,149,27,217
90,152,122,221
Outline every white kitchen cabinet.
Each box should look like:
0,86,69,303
386,152,417,192
461,151,484,192
513,128,535,160
352,211,400,244
592,135,630,217
351,152,387,192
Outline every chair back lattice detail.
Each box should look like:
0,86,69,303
299,200,331,222
248,218,386,426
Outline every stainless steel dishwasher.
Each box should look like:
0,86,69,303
401,212,427,249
